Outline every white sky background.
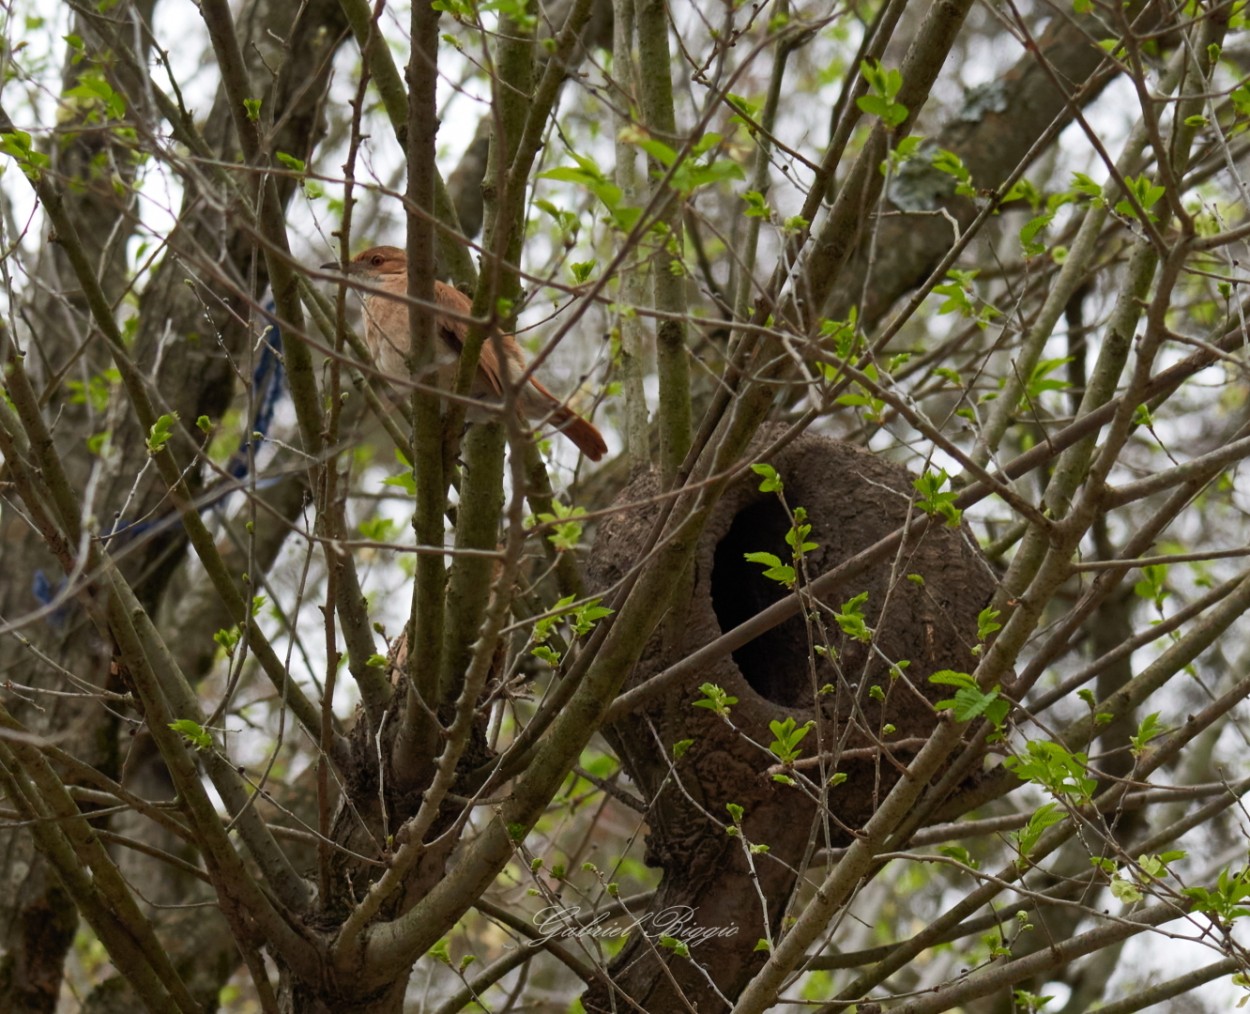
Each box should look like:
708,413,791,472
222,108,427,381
4,0,1250,1008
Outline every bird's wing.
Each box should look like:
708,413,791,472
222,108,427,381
434,281,534,399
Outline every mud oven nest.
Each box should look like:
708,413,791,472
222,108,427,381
581,431,999,1012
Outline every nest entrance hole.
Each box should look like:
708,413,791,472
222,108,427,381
711,496,814,709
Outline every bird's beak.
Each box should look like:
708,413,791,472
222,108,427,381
322,257,368,274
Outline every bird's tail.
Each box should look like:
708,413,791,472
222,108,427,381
550,404,608,461
525,377,607,460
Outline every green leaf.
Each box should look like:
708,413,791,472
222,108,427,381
67,368,121,412
1130,712,1163,755
169,718,212,751
146,412,179,454
1004,740,1096,803
429,938,452,965
1114,174,1166,222
1137,853,1169,879
1069,172,1103,201
531,500,588,552
691,133,724,158
381,470,416,494
659,935,690,958
1002,177,1042,209
1013,987,1055,1012
243,97,262,122
930,148,975,197
929,669,974,688
1111,875,1143,903
857,93,908,128
742,190,771,219
528,592,611,664
64,70,126,121
358,516,398,542
538,155,625,216
744,551,795,588
768,717,814,764
622,127,743,194
1022,356,1073,404
534,198,580,237
784,506,818,557
938,845,978,869
634,136,679,167
692,682,738,716
669,156,745,194
856,60,908,127
1133,563,1168,608
976,606,1002,642
751,462,783,493
1019,210,1055,256
725,93,760,122
569,600,612,638
936,685,1009,726
214,626,241,654
531,643,561,665
1013,802,1064,860
932,268,999,327
819,308,862,361
833,591,872,642
913,469,962,526
0,130,50,181
532,593,576,644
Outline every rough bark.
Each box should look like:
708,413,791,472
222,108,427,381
828,8,1135,327
0,1,349,1009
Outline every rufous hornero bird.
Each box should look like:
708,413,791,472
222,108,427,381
322,246,607,461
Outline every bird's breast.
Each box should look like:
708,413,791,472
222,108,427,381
362,293,458,379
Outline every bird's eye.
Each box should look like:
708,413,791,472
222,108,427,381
371,255,384,266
